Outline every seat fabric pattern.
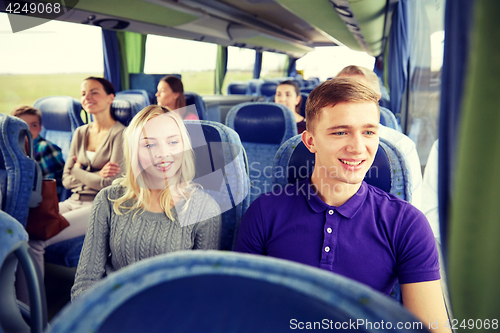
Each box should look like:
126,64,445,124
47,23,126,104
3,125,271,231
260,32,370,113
34,96,83,162
226,103,297,203
0,115,37,227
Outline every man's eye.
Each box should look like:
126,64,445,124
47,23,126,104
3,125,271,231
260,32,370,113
332,132,346,136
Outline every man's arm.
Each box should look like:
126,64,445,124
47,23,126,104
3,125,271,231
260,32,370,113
401,280,451,333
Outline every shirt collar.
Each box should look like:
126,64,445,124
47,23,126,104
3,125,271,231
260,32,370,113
33,136,42,145
303,178,368,219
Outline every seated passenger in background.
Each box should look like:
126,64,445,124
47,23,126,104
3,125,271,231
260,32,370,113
421,139,440,242
336,65,423,210
156,75,199,120
71,106,221,300
275,80,306,134
235,78,450,332
11,105,65,196
28,77,126,276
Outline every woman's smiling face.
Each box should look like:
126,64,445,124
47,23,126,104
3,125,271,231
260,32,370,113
138,116,184,185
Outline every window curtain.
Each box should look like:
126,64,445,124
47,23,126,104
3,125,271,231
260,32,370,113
253,51,263,79
445,0,500,321
215,45,228,94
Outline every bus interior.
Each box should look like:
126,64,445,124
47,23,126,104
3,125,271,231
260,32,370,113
1,0,499,331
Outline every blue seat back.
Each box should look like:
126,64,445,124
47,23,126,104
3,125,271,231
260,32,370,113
227,82,249,95
300,87,314,94
33,96,83,162
380,106,400,131
49,251,424,333
299,92,308,118
258,81,278,99
272,135,411,202
184,121,250,250
115,89,150,112
0,115,37,227
309,77,321,85
185,91,209,120
0,210,47,333
306,79,318,88
246,79,264,95
226,102,297,203
111,99,135,126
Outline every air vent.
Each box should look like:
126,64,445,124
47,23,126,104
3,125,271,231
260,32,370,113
93,19,130,30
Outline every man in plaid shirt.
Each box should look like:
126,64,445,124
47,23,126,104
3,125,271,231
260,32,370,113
11,106,65,196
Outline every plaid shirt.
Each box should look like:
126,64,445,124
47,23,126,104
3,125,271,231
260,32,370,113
33,136,65,195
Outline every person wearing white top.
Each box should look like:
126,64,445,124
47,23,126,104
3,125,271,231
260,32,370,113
421,139,440,241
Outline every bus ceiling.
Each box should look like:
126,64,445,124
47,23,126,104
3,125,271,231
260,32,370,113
11,0,399,58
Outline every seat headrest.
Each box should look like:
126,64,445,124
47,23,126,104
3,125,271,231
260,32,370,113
299,93,308,118
259,82,278,97
227,103,297,145
33,96,82,132
115,90,150,111
111,99,134,126
227,83,249,95
184,92,205,120
273,135,392,193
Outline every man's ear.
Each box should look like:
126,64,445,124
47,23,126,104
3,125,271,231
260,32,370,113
377,93,382,102
302,130,317,153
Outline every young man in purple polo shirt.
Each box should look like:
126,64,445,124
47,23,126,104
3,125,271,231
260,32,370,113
234,78,450,331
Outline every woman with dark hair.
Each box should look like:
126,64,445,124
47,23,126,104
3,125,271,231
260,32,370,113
275,80,305,134
156,75,199,120
28,76,126,276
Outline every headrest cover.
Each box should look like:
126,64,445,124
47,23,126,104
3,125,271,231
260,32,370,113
233,105,286,144
34,96,76,131
228,83,248,95
111,99,133,126
259,82,277,96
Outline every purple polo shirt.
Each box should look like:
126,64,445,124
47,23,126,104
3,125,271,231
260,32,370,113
234,179,440,295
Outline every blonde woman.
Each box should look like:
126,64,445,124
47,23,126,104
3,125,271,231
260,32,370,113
71,105,221,299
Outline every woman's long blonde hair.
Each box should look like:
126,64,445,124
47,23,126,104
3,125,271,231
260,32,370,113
112,105,197,219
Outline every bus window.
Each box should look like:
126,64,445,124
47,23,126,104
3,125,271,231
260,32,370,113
221,47,255,94
260,51,287,80
0,13,103,114
405,0,445,166
296,46,374,80
144,34,217,95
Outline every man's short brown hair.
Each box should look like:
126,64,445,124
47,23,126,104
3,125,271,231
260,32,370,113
11,105,42,124
305,77,379,133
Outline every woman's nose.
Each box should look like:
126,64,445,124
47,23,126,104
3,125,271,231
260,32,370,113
155,145,170,158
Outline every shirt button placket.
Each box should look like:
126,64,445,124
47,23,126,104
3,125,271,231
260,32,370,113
320,209,336,269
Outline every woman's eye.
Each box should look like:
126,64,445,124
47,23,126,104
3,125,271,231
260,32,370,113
169,140,179,145
145,143,155,148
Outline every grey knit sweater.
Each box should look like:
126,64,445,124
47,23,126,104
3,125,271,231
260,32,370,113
71,185,221,299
